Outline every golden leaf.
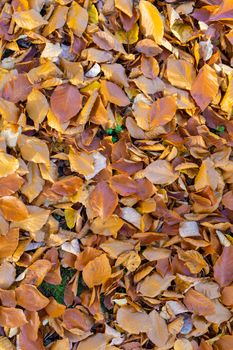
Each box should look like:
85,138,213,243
116,24,139,45
88,4,98,24
13,9,47,30
0,153,19,178
64,208,77,229
67,2,88,37
139,0,164,44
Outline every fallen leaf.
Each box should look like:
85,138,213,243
0,307,27,327
147,310,169,346
67,2,88,37
16,284,49,311
150,96,176,127
116,306,151,334
191,64,219,111
0,196,29,221
13,9,47,30
89,181,118,220
139,0,164,44
82,254,111,288
183,289,215,316
214,246,233,287
50,84,82,123
144,159,178,185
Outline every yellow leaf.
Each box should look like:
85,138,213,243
0,153,19,178
80,81,100,94
139,0,164,44
67,2,88,37
116,23,139,45
13,9,47,30
26,89,49,128
64,208,76,229
88,4,98,24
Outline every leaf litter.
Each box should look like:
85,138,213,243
0,0,233,349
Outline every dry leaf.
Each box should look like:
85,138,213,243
13,9,47,30
144,159,178,185
191,64,219,111
82,254,111,288
167,58,196,90
139,0,164,44
16,284,49,311
214,246,233,287
183,289,215,316
0,196,29,221
147,310,169,346
67,2,88,37
50,84,82,123
116,306,151,334
101,80,130,106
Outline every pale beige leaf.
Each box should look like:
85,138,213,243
144,159,178,185
179,221,200,238
137,272,175,297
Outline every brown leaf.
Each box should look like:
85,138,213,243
221,286,233,306
100,80,130,106
137,272,175,297
117,306,151,334
0,196,29,221
0,307,27,327
16,284,49,311
191,64,219,111
0,174,24,196
147,310,169,347
50,84,82,123
43,5,68,37
183,289,215,316
51,176,83,196
222,190,233,210
215,336,233,350
214,246,233,287
0,153,19,178
13,9,47,30
82,254,111,288
26,89,49,128
150,96,176,127
0,262,16,289
17,134,50,165
0,228,19,258
23,259,52,286
63,307,94,331
89,181,118,220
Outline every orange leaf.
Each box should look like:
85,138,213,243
0,228,19,258
50,84,82,123
82,254,111,288
89,181,118,220
0,306,27,327
16,284,49,311
0,174,24,196
191,64,219,111
183,289,215,316
0,196,29,221
214,246,233,287
100,80,130,106
150,96,176,127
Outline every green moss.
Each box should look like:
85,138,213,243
39,267,76,305
216,125,225,133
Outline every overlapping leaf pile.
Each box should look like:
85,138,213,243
0,0,233,349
